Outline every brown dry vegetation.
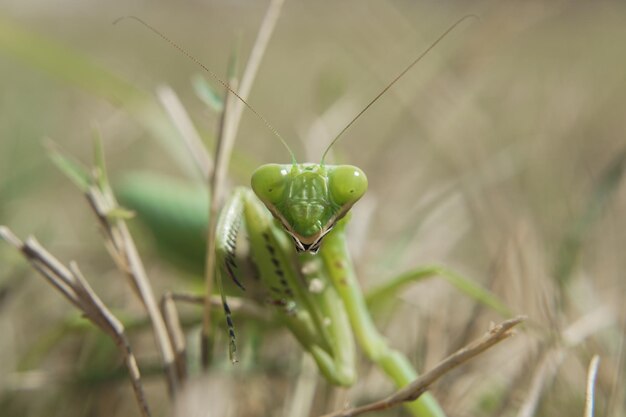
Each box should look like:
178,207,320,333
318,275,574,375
0,1,625,417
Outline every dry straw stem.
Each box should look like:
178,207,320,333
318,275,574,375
162,290,273,376
159,291,273,379
161,291,271,374
160,291,188,381
85,183,179,394
202,74,237,366
172,292,271,321
284,354,319,417
320,316,526,417
0,226,152,417
201,0,285,367
157,85,212,179
584,355,600,417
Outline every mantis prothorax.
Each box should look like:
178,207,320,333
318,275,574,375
117,15,479,417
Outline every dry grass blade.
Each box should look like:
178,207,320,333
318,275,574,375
517,308,613,417
226,0,285,146
160,291,188,381
0,226,152,417
517,347,565,417
320,316,526,417
173,292,270,321
584,355,600,417
47,138,177,390
17,235,82,308
69,261,124,335
202,73,237,366
157,84,212,179
283,354,319,417
201,0,285,367
85,175,179,395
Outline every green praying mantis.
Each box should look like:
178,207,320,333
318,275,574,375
216,166,445,417
108,14,511,417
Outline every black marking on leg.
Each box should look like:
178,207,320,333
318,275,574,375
278,273,294,297
222,300,238,362
225,260,245,291
223,213,245,291
262,230,297,309
226,257,237,269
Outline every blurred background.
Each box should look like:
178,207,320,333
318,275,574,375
1,1,625,416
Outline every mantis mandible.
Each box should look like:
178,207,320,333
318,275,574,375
118,15,481,417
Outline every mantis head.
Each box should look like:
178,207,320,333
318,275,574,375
251,163,367,253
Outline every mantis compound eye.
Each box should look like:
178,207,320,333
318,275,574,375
327,165,368,207
251,164,289,205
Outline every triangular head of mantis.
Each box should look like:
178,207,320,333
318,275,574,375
251,163,367,253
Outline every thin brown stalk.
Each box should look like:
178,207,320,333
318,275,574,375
202,74,236,367
584,355,600,417
160,291,188,381
201,0,285,367
21,240,82,308
226,0,285,145
0,226,152,417
320,316,526,417
116,220,178,390
85,183,178,395
174,292,271,320
118,333,152,417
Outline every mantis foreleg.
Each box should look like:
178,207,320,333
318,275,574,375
321,220,446,417
216,188,356,385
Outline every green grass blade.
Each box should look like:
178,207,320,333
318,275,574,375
47,143,92,191
192,75,224,112
92,128,109,191
366,265,513,318
0,16,145,107
0,16,199,178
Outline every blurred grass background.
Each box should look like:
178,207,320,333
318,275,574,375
1,1,625,416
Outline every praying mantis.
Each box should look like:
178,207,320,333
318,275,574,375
111,13,509,417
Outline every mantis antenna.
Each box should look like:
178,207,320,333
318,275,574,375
113,15,298,165
320,14,479,165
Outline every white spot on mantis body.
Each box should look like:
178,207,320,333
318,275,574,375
300,260,318,275
286,301,297,315
308,278,325,293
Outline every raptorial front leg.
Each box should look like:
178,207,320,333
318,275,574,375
321,219,447,417
215,188,248,362
240,188,357,386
